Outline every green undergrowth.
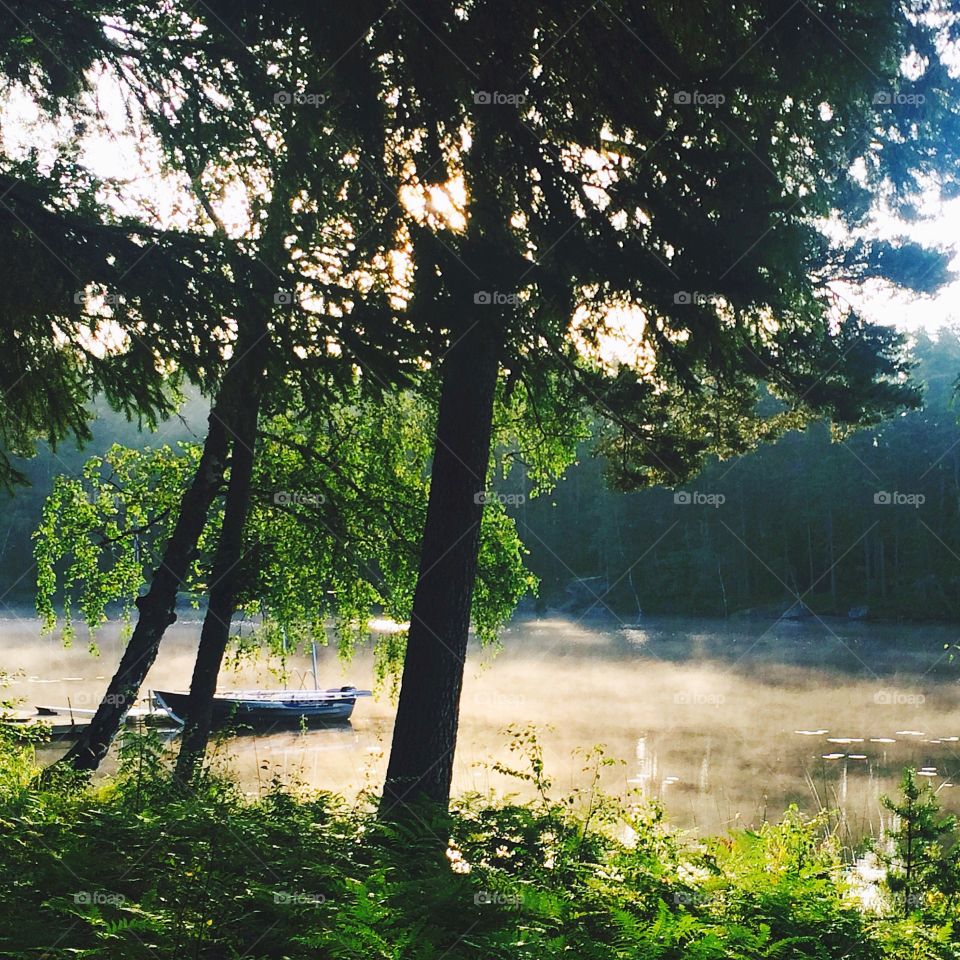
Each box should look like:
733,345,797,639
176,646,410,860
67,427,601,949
0,728,957,959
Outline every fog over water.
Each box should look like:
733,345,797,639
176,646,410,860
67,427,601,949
5,612,960,839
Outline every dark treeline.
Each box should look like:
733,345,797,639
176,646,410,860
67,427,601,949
519,328,960,622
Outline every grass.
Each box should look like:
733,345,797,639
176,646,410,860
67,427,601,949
0,726,957,959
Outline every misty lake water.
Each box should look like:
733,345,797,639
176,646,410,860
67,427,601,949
5,612,960,840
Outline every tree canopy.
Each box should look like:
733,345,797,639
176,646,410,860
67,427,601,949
33,389,538,676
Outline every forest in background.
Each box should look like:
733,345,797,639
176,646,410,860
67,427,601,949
517,328,960,621
6,328,960,625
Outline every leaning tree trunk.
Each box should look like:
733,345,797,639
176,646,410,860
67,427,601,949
175,340,265,782
50,396,234,775
380,315,501,816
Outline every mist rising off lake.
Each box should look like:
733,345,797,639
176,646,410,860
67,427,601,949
6,613,960,838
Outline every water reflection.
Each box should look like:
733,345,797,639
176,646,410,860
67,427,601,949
3,611,960,837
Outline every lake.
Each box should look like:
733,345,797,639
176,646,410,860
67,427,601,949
5,612,960,839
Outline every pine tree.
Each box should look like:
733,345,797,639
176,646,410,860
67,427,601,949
0,4,237,485
878,768,959,917
365,0,960,814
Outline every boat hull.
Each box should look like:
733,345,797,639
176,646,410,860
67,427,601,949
153,690,357,725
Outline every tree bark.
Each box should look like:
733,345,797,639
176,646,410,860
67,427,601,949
175,335,265,782
50,396,234,775
380,314,501,816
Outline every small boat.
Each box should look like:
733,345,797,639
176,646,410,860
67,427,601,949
152,686,371,726
153,638,372,727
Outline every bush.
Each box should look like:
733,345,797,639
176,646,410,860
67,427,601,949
0,738,957,958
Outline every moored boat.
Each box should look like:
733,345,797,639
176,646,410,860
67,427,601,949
152,686,371,726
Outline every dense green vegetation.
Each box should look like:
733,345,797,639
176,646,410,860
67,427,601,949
1,727,959,959
0,397,199,601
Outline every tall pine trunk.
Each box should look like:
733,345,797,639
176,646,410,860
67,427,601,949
380,314,501,815
50,398,234,775
175,334,265,782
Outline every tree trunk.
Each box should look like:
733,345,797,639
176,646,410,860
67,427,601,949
50,397,234,775
380,315,501,816
175,338,265,782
